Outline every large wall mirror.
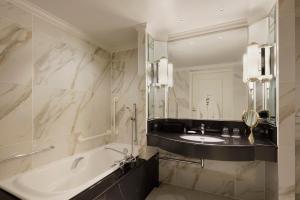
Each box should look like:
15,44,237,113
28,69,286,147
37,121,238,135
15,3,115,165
147,3,277,124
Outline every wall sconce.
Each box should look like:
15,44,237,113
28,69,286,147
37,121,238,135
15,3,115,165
259,45,274,82
149,57,173,88
243,43,261,83
243,43,274,82
243,43,274,113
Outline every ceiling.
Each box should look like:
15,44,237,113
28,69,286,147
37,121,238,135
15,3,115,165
168,28,248,68
26,0,276,51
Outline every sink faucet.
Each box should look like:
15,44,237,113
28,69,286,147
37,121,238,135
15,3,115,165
71,157,84,169
200,123,205,135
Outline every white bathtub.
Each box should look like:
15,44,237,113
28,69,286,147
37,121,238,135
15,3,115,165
0,143,139,200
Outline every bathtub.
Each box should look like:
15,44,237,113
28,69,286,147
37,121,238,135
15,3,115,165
0,143,139,200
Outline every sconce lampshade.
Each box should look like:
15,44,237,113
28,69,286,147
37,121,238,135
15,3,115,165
167,63,173,87
245,43,261,81
243,53,248,83
148,57,173,87
158,57,169,86
243,43,274,83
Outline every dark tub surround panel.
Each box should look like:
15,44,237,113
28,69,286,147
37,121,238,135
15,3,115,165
0,154,159,200
72,154,159,200
147,119,277,162
0,189,19,200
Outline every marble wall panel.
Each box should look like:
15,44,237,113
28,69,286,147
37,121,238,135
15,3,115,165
168,71,190,118
295,12,300,199
33,86,83,140
32,15,112,162
0,0,31,29
277,0,296,199
0,17,32,85
0,141,32,180
33,17,111,92
111,49,146,147
265,161,278,200
235,161,265,200
0,0,33,181
159,149,265,200
296,140,300,196
0,83,32,147
0,0,112,180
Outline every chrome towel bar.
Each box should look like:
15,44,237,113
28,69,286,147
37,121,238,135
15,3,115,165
159,156,204,167
0,145,55,163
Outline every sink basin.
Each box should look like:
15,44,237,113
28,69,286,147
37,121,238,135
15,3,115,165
180,135,224,143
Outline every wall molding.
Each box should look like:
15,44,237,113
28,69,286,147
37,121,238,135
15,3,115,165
168,19,248,42
8,0,109,51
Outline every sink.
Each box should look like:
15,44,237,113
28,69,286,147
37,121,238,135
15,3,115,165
180,135,224,143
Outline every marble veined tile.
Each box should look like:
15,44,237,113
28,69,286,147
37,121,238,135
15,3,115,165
192,167,235,198
296,140,300,195
146,184,234,200
0,141,32,180
33,86,84,140
158,149,266,199
0,83,32,147
159,150,237,197
111,49,138,95
71,80,111,141
112,48,137,61
114,82,145,145
31,133,71,169
72,133,111,155
0,0,32,29
70,48,111,92
174,160,237,198
159,159,177,186
265,161,278,200
278,145,295,199
111,49,146,147
33,16,111,92
0,17,32,85
169,71,190,118
33,38,84,89
279,82,296,128
235,161,265,200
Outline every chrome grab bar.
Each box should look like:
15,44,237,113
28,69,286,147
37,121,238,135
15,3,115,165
0,145,55,163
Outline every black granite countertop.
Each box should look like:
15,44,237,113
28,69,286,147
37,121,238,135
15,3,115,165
149,131,276,147
147,119,278,162
147,132,277,162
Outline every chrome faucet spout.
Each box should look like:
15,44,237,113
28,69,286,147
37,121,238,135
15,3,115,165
71,157,84,169
105,147,129,159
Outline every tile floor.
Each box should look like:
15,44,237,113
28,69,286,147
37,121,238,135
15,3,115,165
146,184,235,200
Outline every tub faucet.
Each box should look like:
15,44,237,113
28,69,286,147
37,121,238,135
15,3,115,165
71,157,84,169
105,147,136,168
200,123,205,135
105,147,129,159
